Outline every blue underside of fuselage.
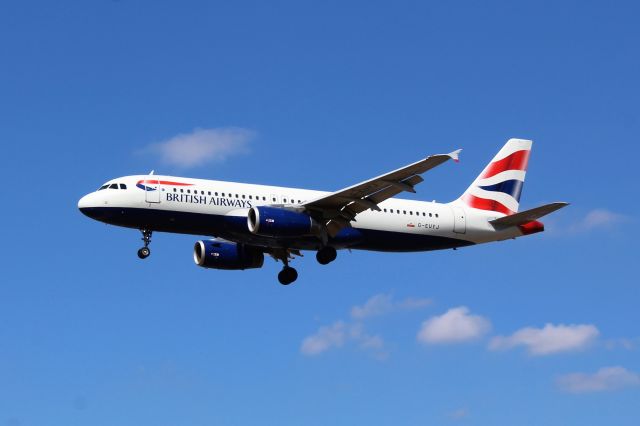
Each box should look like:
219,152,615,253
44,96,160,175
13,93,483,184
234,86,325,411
80,207,474,252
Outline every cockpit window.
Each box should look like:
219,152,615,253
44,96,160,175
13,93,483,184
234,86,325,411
119,183,127,190
98,184,108,191
109,184,118,189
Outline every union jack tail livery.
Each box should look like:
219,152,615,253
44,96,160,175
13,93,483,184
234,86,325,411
457,138,532,216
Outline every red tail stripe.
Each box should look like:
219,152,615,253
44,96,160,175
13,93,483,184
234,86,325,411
463,194,515,215
480,149,530,179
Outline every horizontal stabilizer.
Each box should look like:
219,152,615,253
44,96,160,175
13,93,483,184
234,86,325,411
490,202,569,227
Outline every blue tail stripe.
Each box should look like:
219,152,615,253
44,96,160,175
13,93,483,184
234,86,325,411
479,179,524,201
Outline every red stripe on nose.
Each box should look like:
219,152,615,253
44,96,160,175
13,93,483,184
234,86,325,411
138,180,193,186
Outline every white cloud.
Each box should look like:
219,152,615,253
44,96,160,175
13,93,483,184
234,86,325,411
489,323,599,355
301,294,430,358
557,366,640,393
604,337,640,351
398,297,433,310
350,294,432,320
300,321,347,356
417,307,491,344
350,294,394,320
142,127,254,168
569,209,628,233
300,321,386,358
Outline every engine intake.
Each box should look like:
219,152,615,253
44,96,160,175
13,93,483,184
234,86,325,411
247,206,320,237
193,240,264,270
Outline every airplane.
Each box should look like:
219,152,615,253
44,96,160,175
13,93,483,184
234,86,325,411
78,138,568,285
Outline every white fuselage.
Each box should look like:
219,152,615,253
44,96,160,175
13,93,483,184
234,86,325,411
78,174,524,253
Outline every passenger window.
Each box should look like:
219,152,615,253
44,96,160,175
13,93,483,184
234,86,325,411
180,189,184,193
429,213,432,217
263,197,266,201
215,192,218,196
173,188,177,192
435,214,439,218
242,195,245,199
222,193,225,197
397,210,400,214
283,198,287,203
410,211,413,215
119,184,127,190
208,191,211,196
403,210,406,215
422,212,426,216
390,209,393,213
235,194,239,198
201,191,205,195
109,184,118,189
249,195,252,200
187,190,191,194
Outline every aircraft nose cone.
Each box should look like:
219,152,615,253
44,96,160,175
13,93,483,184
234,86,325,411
78,193,102,219
78,194,91,210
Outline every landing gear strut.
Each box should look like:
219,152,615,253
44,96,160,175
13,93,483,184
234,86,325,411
316,246,337,265
137,229,152,259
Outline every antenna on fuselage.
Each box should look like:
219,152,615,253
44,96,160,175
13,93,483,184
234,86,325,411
149,170,155,175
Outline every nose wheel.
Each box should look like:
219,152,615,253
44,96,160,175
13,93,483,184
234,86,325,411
137,229,152,259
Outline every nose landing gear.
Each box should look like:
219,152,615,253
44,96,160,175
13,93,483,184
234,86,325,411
137,229,152,259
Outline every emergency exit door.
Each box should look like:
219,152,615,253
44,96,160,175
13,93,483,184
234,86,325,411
452,206,466,234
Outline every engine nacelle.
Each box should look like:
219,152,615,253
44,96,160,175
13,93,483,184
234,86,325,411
247,206,320,237
193,240,264,270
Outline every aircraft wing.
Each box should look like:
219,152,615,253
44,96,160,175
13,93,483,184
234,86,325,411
303,149,461,236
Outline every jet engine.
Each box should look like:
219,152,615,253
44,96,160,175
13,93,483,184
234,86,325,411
193,240,264,270
247,206,321,237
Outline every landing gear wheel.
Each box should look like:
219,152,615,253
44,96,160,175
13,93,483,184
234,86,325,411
278,266,298,285
137,247,150,259
138,229,152,259
316,246,337,265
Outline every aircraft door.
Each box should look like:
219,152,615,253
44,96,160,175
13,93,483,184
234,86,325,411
452,206,466,234
145,176,161,203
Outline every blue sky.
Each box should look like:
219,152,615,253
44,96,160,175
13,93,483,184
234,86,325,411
1,1,639,425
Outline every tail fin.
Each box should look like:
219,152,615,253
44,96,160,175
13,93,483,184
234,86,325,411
456,138,532,216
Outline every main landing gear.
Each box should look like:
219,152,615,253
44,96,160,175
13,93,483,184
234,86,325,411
278,265,298,285
137,229,152,259
274,246,336,285
270,248,300,285
316,246,337,265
